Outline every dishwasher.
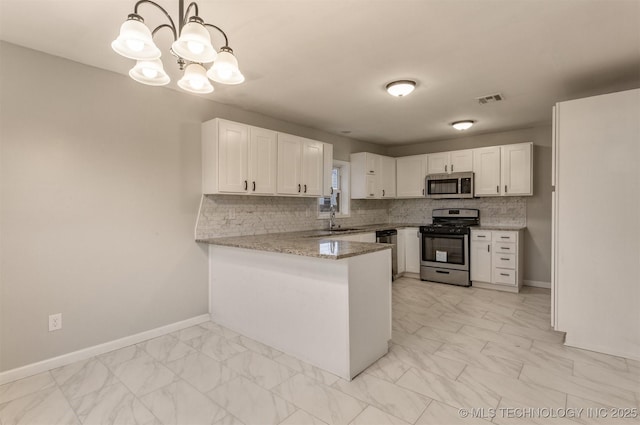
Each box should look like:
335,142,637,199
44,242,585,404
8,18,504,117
376,229,398,280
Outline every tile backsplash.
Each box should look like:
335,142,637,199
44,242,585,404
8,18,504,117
195,195,526,239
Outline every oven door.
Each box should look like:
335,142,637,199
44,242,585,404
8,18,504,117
420,233,469,271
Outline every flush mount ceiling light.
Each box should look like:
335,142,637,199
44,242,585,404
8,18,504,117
451,120,475,131
112,0,244,94
386,80,416,97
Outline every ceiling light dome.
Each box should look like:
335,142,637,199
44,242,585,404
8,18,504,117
452,120,475,131
386,80,416,97
111,15,161,60
178,63,214,94
206,47,245,84
129,59,170,86
171,16,217,63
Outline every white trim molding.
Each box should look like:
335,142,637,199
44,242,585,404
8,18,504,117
524,280,551,289
0,314,210,386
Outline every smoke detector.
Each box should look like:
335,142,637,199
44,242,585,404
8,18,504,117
477,93,504,104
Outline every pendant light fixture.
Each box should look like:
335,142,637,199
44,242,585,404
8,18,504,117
112,0,244,94
386,80,416,97
451,120,475,131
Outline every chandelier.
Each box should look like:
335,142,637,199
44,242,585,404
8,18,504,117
111,0,244,94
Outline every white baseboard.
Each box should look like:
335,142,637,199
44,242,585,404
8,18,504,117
524,280,551,289
0,314,210,386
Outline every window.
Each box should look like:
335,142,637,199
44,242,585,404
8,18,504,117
318,160,350,218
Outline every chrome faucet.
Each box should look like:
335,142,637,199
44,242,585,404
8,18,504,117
329,205,337,230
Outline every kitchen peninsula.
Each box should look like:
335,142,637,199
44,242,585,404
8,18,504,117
198,230,392,380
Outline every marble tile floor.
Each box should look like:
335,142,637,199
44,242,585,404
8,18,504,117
1,277,639,425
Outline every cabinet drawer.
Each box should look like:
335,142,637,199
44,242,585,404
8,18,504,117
471,230,492,242
493,253,516,269
493,231,517,243
494,242,516,254
493,268,516,285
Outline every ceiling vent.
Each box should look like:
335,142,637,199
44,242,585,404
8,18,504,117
477,93,504,104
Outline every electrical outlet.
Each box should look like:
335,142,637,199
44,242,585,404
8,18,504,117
48,313,62,332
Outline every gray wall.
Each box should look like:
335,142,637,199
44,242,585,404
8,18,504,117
386,126,553,284
0,42,382,372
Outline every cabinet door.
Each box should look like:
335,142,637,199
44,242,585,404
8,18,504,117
404,228,421,273
365,175,377,198
277,134,302,195
301,140,324,196
501,143,532,196
470,241,492,282
396,155,427,197
450,149,473,173
427,152,449,174
249,127,277,194
218,120,249,193
397,229,406,274
366,153,379,175
473,147,501,196
380,156,396,198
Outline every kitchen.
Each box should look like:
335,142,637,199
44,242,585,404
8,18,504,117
1,1,639,424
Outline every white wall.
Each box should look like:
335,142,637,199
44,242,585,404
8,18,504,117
0,42,383,372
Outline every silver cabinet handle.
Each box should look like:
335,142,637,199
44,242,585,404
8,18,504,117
422,188,425,195
330,187,334,194
497,185,499,193
298,184,301,193
501,257,509,260
252,181,256,191
445,165,448,172
500,273,510,276
304,184,307,193
382,189,385,196
500,236,510,239
505,185,508,193
501,246,511,250
477,235,486,238
451,164,454,172
487,245,490,252
244,180,248,190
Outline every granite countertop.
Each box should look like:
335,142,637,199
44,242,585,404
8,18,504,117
474,225,527,231
196,223,423,260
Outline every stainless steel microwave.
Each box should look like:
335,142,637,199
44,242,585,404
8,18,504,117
425,172,474,199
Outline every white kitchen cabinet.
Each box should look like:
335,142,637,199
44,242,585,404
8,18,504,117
202,118,277,195
473,143,532,197
427,150,473,174
277,134,324,196
501,142,532,196
470,229,523,292
402,227,421,274
473,146,501,196
396,155,427,198
351,152,396,199
380,156,396,198
470,230,492,283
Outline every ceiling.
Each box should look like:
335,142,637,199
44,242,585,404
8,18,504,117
1,0,639,145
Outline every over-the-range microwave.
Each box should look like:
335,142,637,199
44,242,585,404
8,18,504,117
425,172,474,199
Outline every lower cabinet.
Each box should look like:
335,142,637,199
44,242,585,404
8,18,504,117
401,227,421,275
470,229,523,292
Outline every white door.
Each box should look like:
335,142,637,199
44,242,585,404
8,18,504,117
277,134,302,195
380,156,396,198
396,155,427,197
218,120,249,193
450,149,473,173
427,152,449,174
473,147,501,196
301,139,324,196
404,228,421,273
249,127,277,194
501,143,532,196
470,241,492,282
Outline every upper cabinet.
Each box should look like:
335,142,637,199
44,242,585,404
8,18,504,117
396,155,427,198
351,153,396,199
473,143,532,197
203,119,277,195
277,134,324,196
426,150,473,174
202,118,330,197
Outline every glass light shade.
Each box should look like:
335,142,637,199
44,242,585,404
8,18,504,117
171,19,217,63
206,49,245,84
178,63,214,94
129,59,170,86
452,120,475,131
386,80,416,97
111,18,161,60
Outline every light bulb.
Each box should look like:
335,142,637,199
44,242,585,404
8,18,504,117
218,66,233,79
187,41,205,54
142,67,158,78
190,78,204,90
125,38,145,52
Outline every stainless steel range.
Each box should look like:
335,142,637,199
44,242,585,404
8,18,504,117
419,208,480,287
